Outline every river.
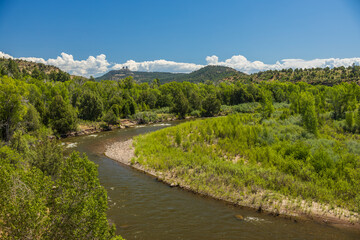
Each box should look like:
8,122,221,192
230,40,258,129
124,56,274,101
63,120,360,240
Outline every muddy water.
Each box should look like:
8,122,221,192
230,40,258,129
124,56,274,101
63,121,360,240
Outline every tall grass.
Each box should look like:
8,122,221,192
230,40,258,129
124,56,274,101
134,113,360,212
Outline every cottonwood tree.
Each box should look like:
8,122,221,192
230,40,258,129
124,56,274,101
0,76,27,141
48,95,77,135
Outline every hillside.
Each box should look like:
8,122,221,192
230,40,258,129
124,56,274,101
96,65,245,83
165,65,245,83
224,65,360,86
0,58,85,82
96,68,186,82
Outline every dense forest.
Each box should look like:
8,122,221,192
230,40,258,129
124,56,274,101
1,58,360,237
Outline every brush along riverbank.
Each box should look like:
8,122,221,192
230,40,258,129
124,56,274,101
106,114,360,231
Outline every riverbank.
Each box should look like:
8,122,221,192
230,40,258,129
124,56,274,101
105,139,360,232
58,117,183,139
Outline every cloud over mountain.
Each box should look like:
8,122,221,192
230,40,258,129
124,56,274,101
1,51,360,77
112,59,202,73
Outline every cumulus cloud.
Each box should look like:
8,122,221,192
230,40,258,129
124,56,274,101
112,59,203,73
211,55,360,74
1,51,360,77
205,55,219,65
0,51,110,77
0,51,14,59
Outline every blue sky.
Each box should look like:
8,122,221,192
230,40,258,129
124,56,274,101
1,0,360,76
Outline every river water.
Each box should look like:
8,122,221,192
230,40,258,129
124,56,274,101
64,121,360,240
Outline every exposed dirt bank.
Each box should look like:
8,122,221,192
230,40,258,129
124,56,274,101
105,139,360,232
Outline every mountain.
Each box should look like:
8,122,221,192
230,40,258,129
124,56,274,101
96,68,185,82
96,65,245,83
0,58,62,75
0,58,87,81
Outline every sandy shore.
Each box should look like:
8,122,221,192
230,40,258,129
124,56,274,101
105,139,135,165
105,139,360,232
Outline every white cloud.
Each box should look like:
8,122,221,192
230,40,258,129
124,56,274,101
212,55,360,73
1,51,360,77
0,51,14,59
0,51,110,77
206,55,219,65
112,59,203,73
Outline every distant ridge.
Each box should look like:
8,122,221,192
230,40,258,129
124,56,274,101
96,68,185,82
96,65,245,83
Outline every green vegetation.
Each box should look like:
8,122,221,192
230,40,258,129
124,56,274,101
134,112,360,216
0,61,126,239
2,58,360,236
247,65,360,85
0,58,73,82
0,133,123,239
96,65,242,83
133,81,360,219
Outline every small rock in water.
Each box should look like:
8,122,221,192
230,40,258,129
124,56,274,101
235,214,244,220
170,182,178,187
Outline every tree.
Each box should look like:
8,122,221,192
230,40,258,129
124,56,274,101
47,152,118,239
103,110,119,126
31,67,44,80
172,90,189,119
202,95,221,117
48,95,77,135
79,92,104,121
328,84,357,120
23,104,41,132
260,90,274,119
0,143,123,239
0,77,27,141
0,146,52,239
345,111,355,132
300,93,318,135
7,59,21,78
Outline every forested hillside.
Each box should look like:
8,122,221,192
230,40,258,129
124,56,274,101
96,68,185,82
0,57,85,82
244,65,360,85
96,65,242,83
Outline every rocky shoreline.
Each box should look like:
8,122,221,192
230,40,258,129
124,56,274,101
105,138,360,232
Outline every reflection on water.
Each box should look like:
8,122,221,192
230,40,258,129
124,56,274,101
64,120,360,240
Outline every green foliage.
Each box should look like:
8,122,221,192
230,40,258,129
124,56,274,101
345,111,355,132
0,76,27,141
260,90,274,119
47,152,116,239
171,90,189,118
23,103,41,132
250,65,360,85
0,137,122,239
134,113,360,213
131,111,158,124
300,93,318,135
97,65,242,83
0,146,52,239
103,110,119,126
79,91,104,121
48,95,78,135
202,95,221,117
